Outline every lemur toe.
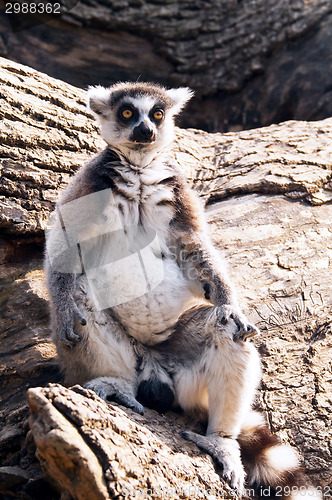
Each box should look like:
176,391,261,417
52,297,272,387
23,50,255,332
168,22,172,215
84,378,145,415
222,461,245,494
111,392,145,415
180,430,197,442
73,304,87,326
180,431,245,493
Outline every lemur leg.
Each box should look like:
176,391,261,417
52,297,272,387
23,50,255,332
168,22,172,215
177,307,261,493
54,277,144,414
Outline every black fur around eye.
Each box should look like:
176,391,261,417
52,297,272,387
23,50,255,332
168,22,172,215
117,105,137,123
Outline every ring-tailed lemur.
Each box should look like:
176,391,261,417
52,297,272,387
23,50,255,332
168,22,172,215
45,82,320,497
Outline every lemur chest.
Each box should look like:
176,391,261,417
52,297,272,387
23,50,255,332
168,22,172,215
109,163,175,239
85,161,197,340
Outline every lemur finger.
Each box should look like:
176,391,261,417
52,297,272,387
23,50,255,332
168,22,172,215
110,392,145,415
114,397,144,415
230,312,246,330
181,430,203,444
234,323,260,341
73,302,87,326
181,430,218,455
244,324,260,340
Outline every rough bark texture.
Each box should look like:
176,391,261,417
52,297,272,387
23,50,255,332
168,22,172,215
1,55,332,242
1,1,332,130
27,384,237,500
0,58,331,499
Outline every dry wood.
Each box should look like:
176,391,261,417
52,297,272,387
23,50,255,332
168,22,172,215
1,56,332,239
0,58,331,500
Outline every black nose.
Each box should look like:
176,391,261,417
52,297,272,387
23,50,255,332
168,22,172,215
139,122,153,138
132,122,155,143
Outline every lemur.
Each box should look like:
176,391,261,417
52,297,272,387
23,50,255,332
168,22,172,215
45,82,320,497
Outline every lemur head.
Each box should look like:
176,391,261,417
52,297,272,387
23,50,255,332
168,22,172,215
87,82,193,163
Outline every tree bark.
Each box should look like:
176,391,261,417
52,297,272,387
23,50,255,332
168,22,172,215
0,58,331,499
27,384,237,500
1,55,332,241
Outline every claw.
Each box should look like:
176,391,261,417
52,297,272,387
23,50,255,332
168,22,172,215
73,302,86,326
180,430,245,493
233,323,260,342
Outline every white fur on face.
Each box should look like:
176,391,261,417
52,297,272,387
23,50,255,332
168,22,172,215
87,84,194,167
92,96,174,166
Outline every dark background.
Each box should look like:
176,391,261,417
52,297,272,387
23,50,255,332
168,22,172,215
1,0,332,132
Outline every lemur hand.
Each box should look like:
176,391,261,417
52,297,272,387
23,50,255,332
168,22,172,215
57,300,86,348
216,305,260,341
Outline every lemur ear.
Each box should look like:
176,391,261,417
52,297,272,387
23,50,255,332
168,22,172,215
165,87,194,115
87,86,111,118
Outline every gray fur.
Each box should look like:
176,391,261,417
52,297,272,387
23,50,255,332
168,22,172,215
46,82,305,495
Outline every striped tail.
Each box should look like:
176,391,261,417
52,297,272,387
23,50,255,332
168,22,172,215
238,412,322,499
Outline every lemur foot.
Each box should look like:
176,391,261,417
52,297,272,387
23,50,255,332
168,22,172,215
84,377,144,415
216,306,260,342
181,430,245,494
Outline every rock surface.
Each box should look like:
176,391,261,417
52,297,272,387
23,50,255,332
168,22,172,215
0,58,331,499
1,1,332,130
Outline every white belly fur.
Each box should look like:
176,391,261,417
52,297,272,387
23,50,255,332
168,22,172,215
76,257,200,345
112,258,199,343
73,175,203,344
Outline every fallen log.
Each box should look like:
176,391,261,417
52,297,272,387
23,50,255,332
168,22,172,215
0,57,331,499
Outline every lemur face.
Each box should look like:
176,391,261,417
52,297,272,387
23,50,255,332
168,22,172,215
87,82,193,156
115,94,166,145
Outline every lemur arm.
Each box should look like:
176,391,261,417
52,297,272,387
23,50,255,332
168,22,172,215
45,192,88,347
45,260,86,348
45,153,110,347
171,179,258,339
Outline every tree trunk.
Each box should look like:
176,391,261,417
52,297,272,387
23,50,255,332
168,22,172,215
27,384,238,500
0,58,331,499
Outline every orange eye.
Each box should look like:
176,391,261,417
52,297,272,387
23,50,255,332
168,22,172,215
122,109,133,119
153,110,163,120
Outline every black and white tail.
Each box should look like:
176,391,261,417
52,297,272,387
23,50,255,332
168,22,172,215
239,412,322,499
